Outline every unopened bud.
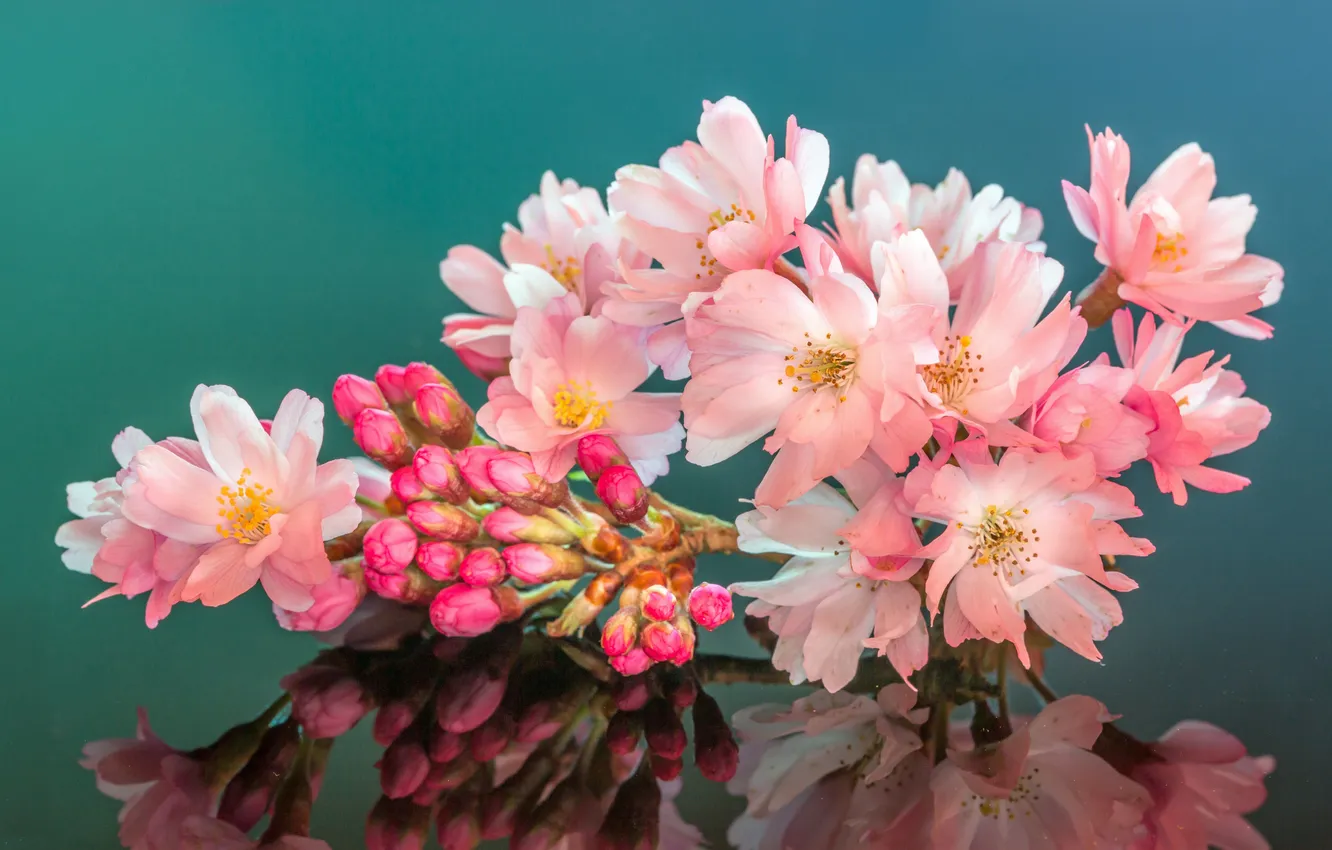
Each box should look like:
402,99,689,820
424,756,479,792
576,434,628,482
412,445,468,503
413,383,475,450
374,365,411,406
692,690,739,782
640,585,677,622
334,374,389,426
459,547,506,587
595,768,660,850
639,620,684,663
488,452,569,509
435,795,483,850
415,541,464,582
380,732,430,800
595,466,648,524
611,676,651,712
373,682,434,747
428,727,466,763
406,501,479,541
600,607,641,657
365,566,446,606
366,795,430,850
280,660,372,739
609,647,653,677
644,698,686,760
390,466,428,503
455,445,502,502
469,710,515,762
501,543,587,585
363,519,419,574
482,506,578,545
605,710,643,755
403,361,452,397
217,720,299,832
688,583,733,631
355,409,413,470
430,584,521,638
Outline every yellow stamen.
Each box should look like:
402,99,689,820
541,244,581,291
214,467,277,544
552,381,612,429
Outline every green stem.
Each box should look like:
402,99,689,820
1023,666,1059,703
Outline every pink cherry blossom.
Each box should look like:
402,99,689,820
827,155,1043,296
1127,721,1275,850
475,293,683,484
1063,126,1283,336
81,708,214,850
682,230,937,506
56,427,202,628
874,231,1086,451
730,464,928,692
604,96,830,378
440,171,647,378
727,687,930,849
904,441,1152,666
1114,309,1270,504
932,696,1151,847
121,386,360,613
1025,358,1153,477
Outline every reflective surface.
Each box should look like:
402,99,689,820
4,0,1329,846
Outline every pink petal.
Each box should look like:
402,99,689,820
439,245,516,319
182,540,262,607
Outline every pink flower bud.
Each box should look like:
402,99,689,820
501,543,587,585
366,796,430,850
364,567,445,605
217,720,299,832
274,567,365,633
576,434,629,482
381,734,431,799
671,616,697,665
374,364,411,405
428,727,466,763
411,445,467,503
644,699,686,760
666,677,698,709
650,753,683,781
403,361,451,397
600,607,641,657
595,465,649,523
611,677,651,712
280,663,371,739
436,802,482,850
481,506,578,545
692,690,739,783
454,445,502,501
363,519,419,574
459,547,506,587
436,669,506,733
639,621,684,662
413,383,475,450
640,585,677,622
609,647,653,677
415,541,464,581
487,451,569,509
355,408,414,469
425,758,479,792
333,373,388,425
390,466,429,503
374,707,420,749
469,711,514,762
687,583,734,631
406,501,480,541
430,584,501,637
605,710,643,756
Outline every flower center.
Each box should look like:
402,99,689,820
1152,231,1188,272
552,381,612,429
215,468,277,544
541,244,581,290
960,768,1044,822
921,334,981,414
961,505,1040,580
779,332,856,403
693,205,756,281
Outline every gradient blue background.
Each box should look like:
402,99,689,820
2,1,1326,846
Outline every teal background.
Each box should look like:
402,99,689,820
2,0,1326,846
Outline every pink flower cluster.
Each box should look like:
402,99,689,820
728,689,1274,850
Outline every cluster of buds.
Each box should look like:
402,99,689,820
277,626,737,849
329,367,737,668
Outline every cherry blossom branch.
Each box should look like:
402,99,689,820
1075,267,1126,328
1021,666,1060,703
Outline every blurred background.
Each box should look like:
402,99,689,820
2,0,1326,845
